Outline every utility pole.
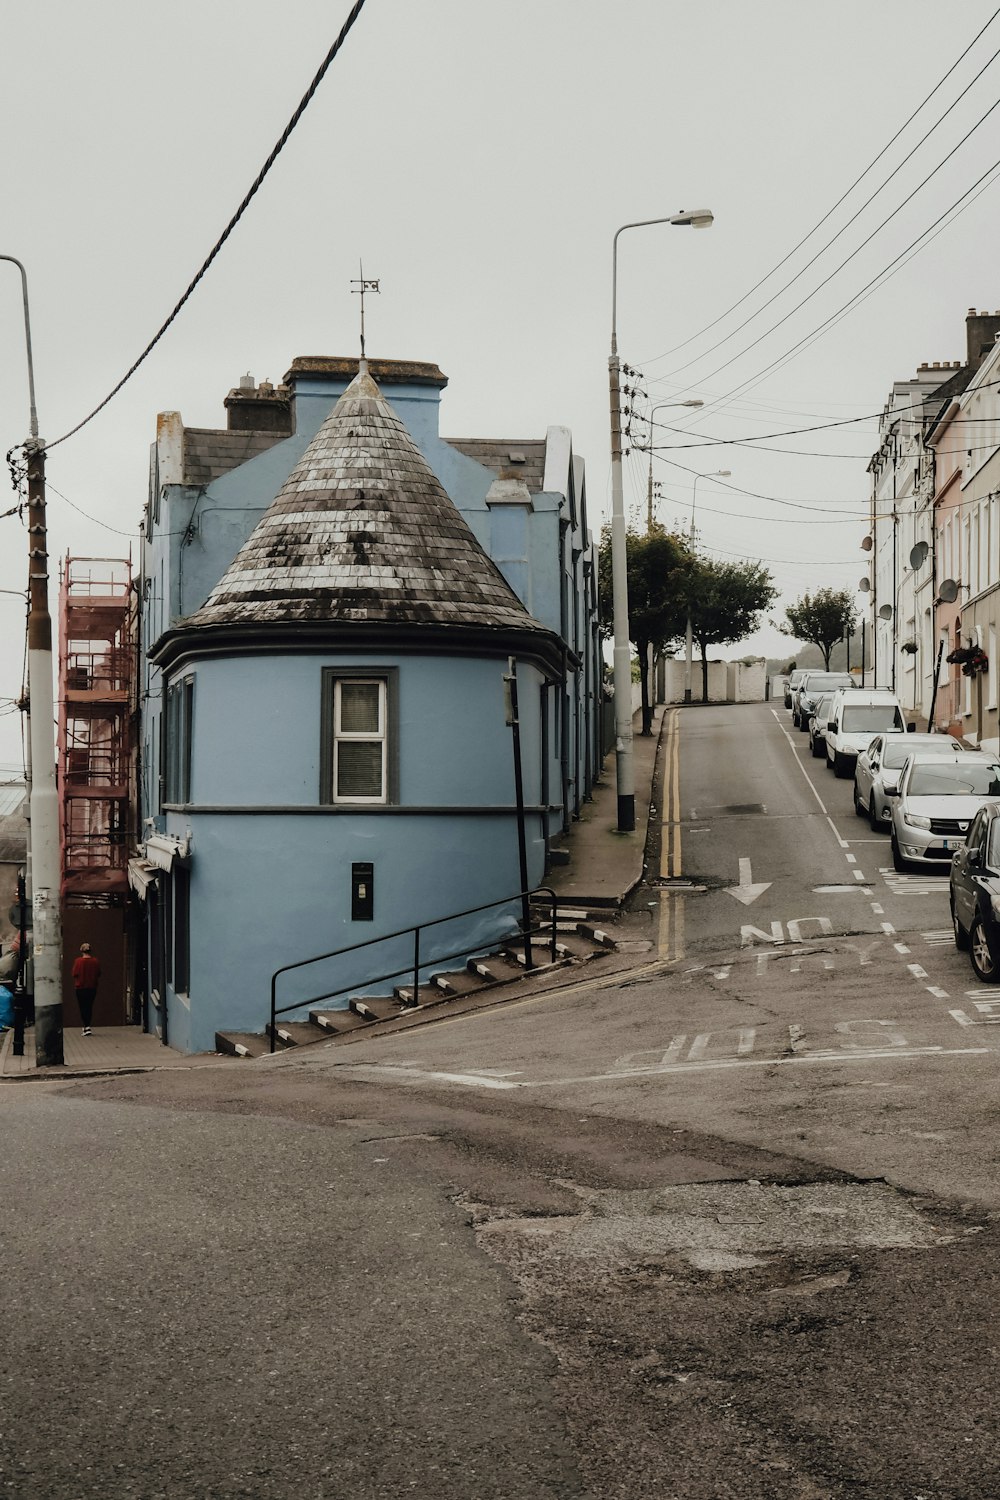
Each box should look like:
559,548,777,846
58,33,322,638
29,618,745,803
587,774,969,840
2,255,63,1066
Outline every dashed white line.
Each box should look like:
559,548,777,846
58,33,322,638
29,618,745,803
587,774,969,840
895,942,911,955
881,921,896,935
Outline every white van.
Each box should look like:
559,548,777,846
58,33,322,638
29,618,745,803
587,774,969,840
825,688,908,777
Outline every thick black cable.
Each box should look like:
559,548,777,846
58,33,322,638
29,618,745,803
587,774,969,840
47,0,369,452
640,5,1000,369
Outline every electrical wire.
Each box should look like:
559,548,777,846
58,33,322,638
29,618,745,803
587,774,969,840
647,26,1000,383
682,96,1000,405
46,483,138,537
46,0,370,453
637,5,1000,369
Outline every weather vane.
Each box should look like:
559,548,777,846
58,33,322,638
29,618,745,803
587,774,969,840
351,261,380,359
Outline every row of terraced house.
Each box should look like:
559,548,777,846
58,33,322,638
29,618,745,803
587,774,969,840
868,308,1000,755
57,355,604,1052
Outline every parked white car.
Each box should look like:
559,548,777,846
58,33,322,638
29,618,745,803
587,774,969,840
890,755,1000,871
824,688,907,778
853,732,968,830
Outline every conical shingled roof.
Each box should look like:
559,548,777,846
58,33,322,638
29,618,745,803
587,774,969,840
182,365,548,637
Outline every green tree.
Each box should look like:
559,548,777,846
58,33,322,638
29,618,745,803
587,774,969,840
781,587,858,669
679,557,777,702
598,525,692,734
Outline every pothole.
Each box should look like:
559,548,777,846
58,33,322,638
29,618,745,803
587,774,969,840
477,1180,965,1272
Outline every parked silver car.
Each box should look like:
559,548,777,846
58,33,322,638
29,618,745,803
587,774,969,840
792,671,855,731
854,732,967,831
784,669,808,711
807,694,835,757
890,755,1000,871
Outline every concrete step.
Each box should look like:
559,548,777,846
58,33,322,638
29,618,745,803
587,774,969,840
349,995,406,1023
467,953,525,984
265,1020,328,1049
427,967,498,998
576,921,618,950
501,941,565,970
393,982,444,1008
215,1030,272,1059
309,1008,371,1035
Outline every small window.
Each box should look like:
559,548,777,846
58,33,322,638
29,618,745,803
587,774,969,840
321,670,398,805
164,675,194,805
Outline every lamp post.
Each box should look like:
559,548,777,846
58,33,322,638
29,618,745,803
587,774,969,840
609,209,713,831
1,255,63,1066
645,399,703,532
683,468,731,706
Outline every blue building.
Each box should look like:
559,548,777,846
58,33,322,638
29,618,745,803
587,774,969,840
133,357,600,1052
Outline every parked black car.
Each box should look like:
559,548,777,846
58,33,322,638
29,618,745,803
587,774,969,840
950,801,1000,982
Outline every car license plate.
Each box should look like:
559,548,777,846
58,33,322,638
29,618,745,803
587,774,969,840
944,838,963,851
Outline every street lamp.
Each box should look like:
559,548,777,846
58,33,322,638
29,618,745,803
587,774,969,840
609,209,713,831
0,254,63,1066
645,399,703,532
684,469,731,706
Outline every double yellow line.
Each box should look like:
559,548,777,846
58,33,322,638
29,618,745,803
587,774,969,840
658,708,684,960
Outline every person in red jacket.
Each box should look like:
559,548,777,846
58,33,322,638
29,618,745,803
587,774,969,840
71,943,100,1036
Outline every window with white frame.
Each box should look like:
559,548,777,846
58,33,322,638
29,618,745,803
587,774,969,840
321,669,398,805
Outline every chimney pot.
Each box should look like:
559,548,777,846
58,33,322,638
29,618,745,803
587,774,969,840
239,373,255,392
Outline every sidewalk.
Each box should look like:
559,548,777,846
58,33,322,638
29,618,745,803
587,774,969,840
2,708,666,1079
547,705,663,908
1,1024,223,1079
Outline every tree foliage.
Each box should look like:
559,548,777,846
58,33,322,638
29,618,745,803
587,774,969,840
598,525,692,732
781,587,858,670
677,557,778,702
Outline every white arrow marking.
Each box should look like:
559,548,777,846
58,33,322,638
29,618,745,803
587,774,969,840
725,856,772,906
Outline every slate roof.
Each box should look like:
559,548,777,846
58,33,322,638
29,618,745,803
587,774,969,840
446,438,547,495
182,366,551,637
183,429,287,487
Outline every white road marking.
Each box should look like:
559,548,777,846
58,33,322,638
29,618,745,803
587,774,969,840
871,903,885,915
880,868,950,896
928,987,951,1000
845,853,857,864
770,709,849,848
907,964,929,980
853,869,867,881
724,857,772,906
337,1064,521,1089
894,942,911,955
881,922,896,935
951,997,1000,1026
922,931,953,946
813,885,860,893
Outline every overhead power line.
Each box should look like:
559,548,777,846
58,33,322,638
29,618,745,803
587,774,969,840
691,154,1000,422
638,5,1000,370
47,0,370,452
682,88,1000,407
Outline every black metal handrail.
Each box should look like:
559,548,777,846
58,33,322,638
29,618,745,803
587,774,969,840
268,886,558,1052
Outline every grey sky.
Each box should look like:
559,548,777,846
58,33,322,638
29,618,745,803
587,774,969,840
2,0,999,773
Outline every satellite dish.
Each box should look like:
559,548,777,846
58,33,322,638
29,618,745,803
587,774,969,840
860,536,873,552
858,578,871,593
879,604,893,620
909,541,929,569
938,578,959,604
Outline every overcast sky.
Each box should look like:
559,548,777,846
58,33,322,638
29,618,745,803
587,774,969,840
2,0,999,774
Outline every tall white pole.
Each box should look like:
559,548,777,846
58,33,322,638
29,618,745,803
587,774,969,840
1,256,63,1065
684,468,730,707
608,211,712,829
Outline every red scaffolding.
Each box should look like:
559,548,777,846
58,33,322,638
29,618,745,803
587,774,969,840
57,556,136,898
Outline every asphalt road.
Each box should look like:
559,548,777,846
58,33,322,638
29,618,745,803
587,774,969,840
10,702,1000,1498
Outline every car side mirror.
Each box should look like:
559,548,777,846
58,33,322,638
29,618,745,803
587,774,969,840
885,787,899,797
827,721,836,732
907,723,915,732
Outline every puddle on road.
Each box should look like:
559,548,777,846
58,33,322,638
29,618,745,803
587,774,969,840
477,1180,954,1272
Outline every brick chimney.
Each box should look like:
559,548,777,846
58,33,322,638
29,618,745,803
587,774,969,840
966,309,1000,370
224,373,293,434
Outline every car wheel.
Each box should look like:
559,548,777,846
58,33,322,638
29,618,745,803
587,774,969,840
811,736,823,758
951,898,970,951
792,711,800,729
833,752,850,779
970,916,1000,983
891,833,907,872
868,796,881,833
